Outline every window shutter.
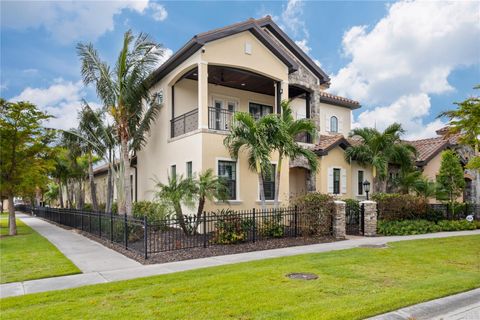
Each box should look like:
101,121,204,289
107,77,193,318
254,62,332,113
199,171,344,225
338,117,343,134
341,168,347,194
327,167,334,193
325,114,330,132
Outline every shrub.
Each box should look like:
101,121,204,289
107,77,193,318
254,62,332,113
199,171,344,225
377,220,441,235
373,193,429,221
132,201,169,226
212,209,253,244
293,193,335,236
83,203,93,211
260,215,285,238
377,219,477,236
436,220,476,231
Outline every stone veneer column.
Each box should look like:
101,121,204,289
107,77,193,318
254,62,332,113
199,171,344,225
333,200,346,239
361,200,377,237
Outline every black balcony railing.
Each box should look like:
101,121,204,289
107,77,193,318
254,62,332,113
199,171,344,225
208,107,235,131
171,109,198,138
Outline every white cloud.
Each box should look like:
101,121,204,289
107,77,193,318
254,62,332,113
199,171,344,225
150,3,168,21
1,0,150,44
10,79,100,130
354,93,447,140
295,39,310,54
154,48,173,68
329,0,480,139
280,0,309,39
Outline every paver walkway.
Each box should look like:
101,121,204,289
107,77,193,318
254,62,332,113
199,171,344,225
1,214,479,299
368,288,480,320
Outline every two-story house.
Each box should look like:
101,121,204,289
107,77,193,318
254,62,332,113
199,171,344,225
134,16,372,211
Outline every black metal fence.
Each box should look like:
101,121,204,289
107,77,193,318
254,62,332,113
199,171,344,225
346,202,364,235
428,203,480,220
30,206,148,258
17,205,334,258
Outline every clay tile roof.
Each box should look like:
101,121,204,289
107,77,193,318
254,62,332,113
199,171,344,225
313,134,351,155
319,91,361,109
406,137,449,165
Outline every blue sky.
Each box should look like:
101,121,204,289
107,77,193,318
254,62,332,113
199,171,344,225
1,0,479,139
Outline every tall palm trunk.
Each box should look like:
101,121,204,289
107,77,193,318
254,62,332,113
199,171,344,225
257,160,266,210
106,166,113,213
65,180,72,208
274,155,283,208
88,153,98,211
120,137,132,215
58,180,64,208
8,194,17,236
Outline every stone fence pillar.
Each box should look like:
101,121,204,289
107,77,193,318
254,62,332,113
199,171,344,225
333,200,346,239
361,200,377,236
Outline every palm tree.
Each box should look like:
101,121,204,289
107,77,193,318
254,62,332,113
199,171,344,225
154,174,196,234
77,30,164,215
190,169,228,234
270,101,318,208
345,123,416,193
77,104,104,211
224,112,273,209
391,169,422,194
413,177,437,199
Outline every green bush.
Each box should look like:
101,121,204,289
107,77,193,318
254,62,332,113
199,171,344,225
436,220,476,231
260,216,285,238
377,219,477,236
132,201,169,226
83,203,93,211
373,193,429,221
293,193,335,236
212,209,253,244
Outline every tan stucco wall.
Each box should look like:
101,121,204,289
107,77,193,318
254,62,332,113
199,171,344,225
350,162,373,200
422,153,442,181
174,78,198,116
208,83,274,113
319,102,352,135
202,31,288,81
316,146,352,199
289,167,308,199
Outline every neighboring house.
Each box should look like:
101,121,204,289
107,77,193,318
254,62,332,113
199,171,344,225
407,128,479,204
135,16,371,211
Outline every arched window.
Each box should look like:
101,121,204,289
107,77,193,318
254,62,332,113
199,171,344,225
330,116,338,133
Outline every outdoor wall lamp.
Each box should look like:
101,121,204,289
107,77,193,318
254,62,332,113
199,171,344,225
363,180,371,200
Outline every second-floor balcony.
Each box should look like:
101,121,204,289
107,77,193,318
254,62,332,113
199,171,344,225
208,107,236,131
171,109,198,138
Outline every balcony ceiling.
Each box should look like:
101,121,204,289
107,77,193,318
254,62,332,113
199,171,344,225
184,65,276,96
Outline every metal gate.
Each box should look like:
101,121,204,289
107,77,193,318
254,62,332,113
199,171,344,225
346,203,364,235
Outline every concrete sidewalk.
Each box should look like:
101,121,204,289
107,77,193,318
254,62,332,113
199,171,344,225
368,288,480,320
1,214,479,299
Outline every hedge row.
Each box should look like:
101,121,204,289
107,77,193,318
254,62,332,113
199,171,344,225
377,219,478,236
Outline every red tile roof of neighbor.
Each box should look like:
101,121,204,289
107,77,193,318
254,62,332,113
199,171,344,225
319,91,361,110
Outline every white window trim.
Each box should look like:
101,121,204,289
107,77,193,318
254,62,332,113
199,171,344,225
186,160,194,178
215,157,240,202
257,161,278,202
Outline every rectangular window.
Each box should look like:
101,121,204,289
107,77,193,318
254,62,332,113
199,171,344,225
358,170,364,195
186,161,192,179
218,161,236,200
249,102,273,120
171,165,176,179
333,168,341,195
261,164,276,200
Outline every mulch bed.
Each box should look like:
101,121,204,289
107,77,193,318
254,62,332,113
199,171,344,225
36,217,337,265
85,234,336,264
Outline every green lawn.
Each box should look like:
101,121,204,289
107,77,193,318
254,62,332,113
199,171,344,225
0,214,80,284
1,235,479,319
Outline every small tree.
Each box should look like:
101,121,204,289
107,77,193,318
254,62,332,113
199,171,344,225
190,169,228,234
154,174,195,234
436,150,465,214
0,100,53,235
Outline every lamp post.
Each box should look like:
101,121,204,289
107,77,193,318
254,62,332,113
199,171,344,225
363,180,371,200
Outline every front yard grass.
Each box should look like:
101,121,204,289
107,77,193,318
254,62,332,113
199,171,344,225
1,235,479,319
0,214,80,284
